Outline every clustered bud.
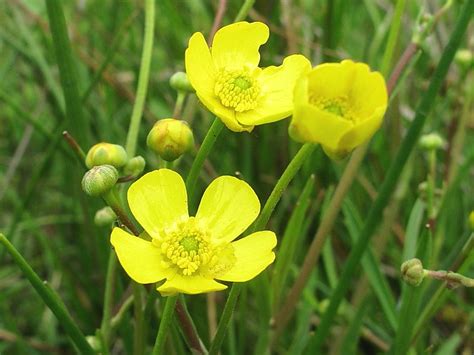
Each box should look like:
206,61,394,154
147,118,194,161
455,49,473,69
123,155,146,177
169,71,195,93
419,133,444,151
94,206,117,226
401,258,426,286
86,142,128,169
82,165,118,197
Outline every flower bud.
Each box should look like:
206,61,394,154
123,156,146,176
147,118,194,161
169,71,195,93
419,133,444,151
82,165,118,197
85,142,128,169
86,335,101,352
401,258,425,286
455,49,473,69
94,206,117,226
469,211,474,231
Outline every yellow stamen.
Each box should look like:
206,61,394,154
309,95,355,122
214,69,260,112
154,217,235,277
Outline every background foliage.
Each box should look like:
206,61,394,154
0,0,473,354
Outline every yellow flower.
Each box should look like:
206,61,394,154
111,169,277,295
185,22,311,132
289,60,388,158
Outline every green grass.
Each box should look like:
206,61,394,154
0,0,473,354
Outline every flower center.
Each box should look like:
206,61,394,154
309,95,355,122
155,217,236,277
214,69,260,112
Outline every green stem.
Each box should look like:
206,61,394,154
380,0,406,77
251,143,316,232
125,0,155,157
234,0,256,22
185,118,224,199
152,295,178,355
307,2,474,350
100,250,117,349
132,284,145,355
0,234,95,354
45,0,89,146
209,143,316,355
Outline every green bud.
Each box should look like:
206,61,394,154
94,206,117,226
82,165,118,197
86,335,101,352
169,71,195,93
419,133,444,151
147,118,194,161
123,155,146,176
85,142,128,169
469,211,474,231
455,49,473,69
401,258,426,286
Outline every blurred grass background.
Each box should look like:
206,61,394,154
0,0,473,354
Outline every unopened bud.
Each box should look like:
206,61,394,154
401,258,426,286
170,71,195,93
85,142,128,169
123,156,146,177
419,133,444,151
147,118,194,161
455,49,473,69
86,335,101,352
82,165,118,197
469,211,474,231
94,206,117,226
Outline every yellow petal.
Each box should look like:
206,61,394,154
236,54,312,126
128,169,188,237
211,22,269,69
306,60,356,99
111,227,173,284
339,106,386,151
349,65,388,122
157,274,227,295
185,32,215,100
196,176,260,243
290,75,353,150
216,231,277,282
185,31,253,132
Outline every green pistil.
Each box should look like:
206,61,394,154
180,235,199,252
234,76,252,90
323,103,345,117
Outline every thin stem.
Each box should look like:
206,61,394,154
209,284,242,355
172,92,186,118
209,143,316,355
0,234,95,354
307,2,473,350
125,0,155,157
100,250,117,349
272,144,367,338
152,295,178,355
175,297,206,354
380,0,406,77
185,118,224,198
45,0,90,146
251,143,316,233
234,0,256,22
132,284,145,355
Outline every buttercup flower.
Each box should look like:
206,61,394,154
185,21,311,132
289,60,388,158
111,169,277,295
